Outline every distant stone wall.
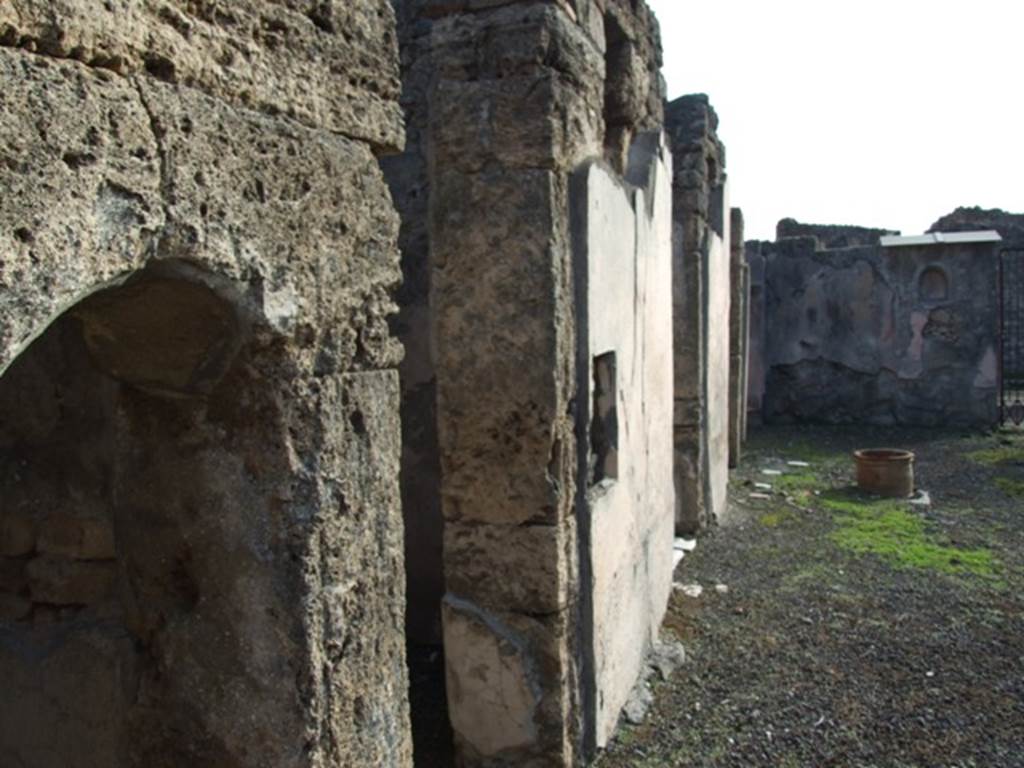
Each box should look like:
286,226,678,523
761,234,999,426
745,241,767,419
666,94,731,532
776,218,896,249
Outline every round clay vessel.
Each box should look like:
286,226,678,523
853,448,915,498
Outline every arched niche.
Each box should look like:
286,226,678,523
0,261,306,768
918,266,950,302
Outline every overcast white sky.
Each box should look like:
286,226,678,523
645,0,1024,241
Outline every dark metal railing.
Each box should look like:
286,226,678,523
999,248,1024,425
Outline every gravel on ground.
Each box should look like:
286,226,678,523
597,424,1024,768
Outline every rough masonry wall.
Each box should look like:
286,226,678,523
930,207,1024,246
761,235,999,426
573,140,674,750
666,94,730,533
728,207,748,467
0,4,412,766
745,240,767,420
389,0,667,763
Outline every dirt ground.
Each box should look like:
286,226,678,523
596,424,1024,768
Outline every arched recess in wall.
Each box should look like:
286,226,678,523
918,266,950,302
0,261,306,768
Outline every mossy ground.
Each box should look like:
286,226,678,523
597,425,1024,768
821,491,998,578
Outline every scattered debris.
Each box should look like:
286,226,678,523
674,583,703,598
622,680,654,725
754,482,773,491
787,460,811,467
909,489,932,508
649,639,687,680
672,538,696,569
622,638,687,725
762,469,783,476
714,584,729,594
749,492,771,500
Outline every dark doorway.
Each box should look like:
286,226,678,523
0,263,303,767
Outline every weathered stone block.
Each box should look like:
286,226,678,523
0,512,35,556
0,0,404,150
37,514,116,560
444,522,569,614
432,167,564,527
0,592,31,621
442,596,541,759
0,558,28,594
26,556,116,605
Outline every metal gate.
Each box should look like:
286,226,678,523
1000,248,1024,425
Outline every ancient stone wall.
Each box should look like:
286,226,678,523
0,3,411,766
728,207,749,468
745,240,767,420
930,207,1024,246
775,218,896,249
665,94,730,533
760,233,999,426
388,0,670,763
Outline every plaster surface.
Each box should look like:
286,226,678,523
573,138,674,749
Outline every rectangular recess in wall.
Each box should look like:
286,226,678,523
591,351,618,485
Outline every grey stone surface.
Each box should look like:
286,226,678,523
0,0,405,151
728,207,748,469
745,241,767,419
0,10,410,765
760,232,999,426
666,93,731,533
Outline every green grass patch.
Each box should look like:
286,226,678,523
776,471,818,493
821,491,998,578
967,437,1024,466
994,476,1024,497
759,509,797,527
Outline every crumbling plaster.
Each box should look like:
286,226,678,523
760,232,999,426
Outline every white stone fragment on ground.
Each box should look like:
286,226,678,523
672,549,685,570
762,469,783,476
749,492,771,500
675,538,697,552
909,490,932,508
754,482,773,491
714,584,729,594
787,460,810,467
674,583,703,598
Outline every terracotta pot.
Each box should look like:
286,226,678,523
854,448,915,498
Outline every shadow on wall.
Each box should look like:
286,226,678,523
0,262,310,768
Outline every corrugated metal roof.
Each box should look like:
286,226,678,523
880,230,1002,247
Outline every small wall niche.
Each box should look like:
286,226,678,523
919,266,950,302
591,351,619,485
